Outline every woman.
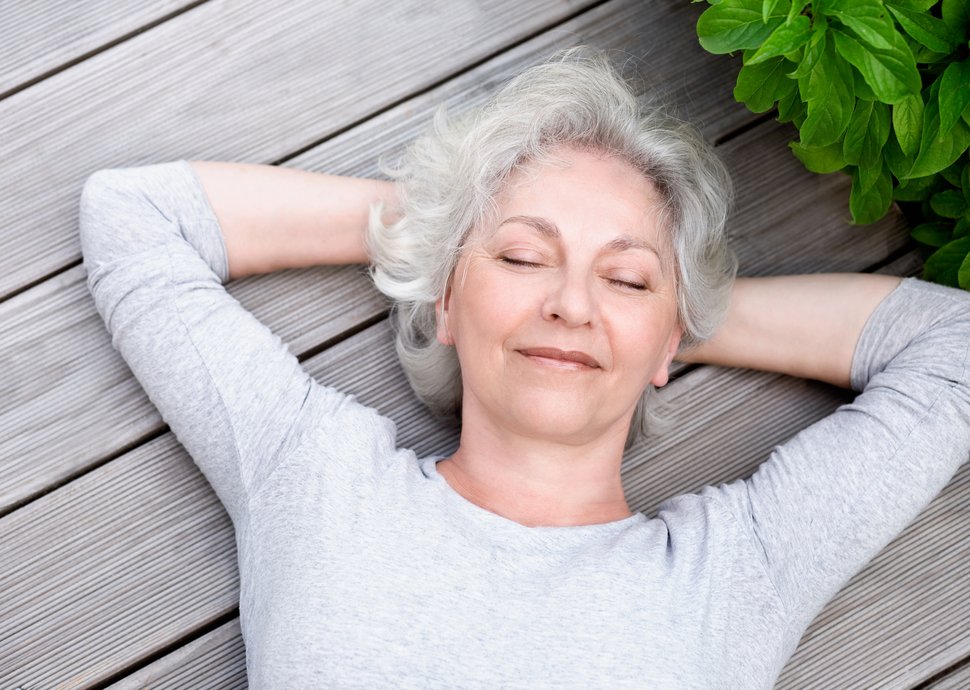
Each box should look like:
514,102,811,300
79,52,970,687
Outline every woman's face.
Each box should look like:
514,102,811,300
437,146,682,445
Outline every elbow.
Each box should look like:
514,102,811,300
79,166,167,275
78,168,129,267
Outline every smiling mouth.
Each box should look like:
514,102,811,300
517,347,601,370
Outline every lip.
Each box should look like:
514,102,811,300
517,347,602,369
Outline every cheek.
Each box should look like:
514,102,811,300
449,266,524,350
608,304,676,369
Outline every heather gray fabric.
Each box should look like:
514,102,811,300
79,161,970,689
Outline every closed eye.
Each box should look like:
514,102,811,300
500,256,542,268
607,277,647,291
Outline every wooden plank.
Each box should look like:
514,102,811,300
0,0,190,96
0,0,602,301
0,0,760,512
925,661,970,690
106,620,246,690
0,435,237,689
0,112,908,515
288,0,755,179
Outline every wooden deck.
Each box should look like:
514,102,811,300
1,1,967,687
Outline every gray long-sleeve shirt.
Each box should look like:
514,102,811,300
79,161,970,689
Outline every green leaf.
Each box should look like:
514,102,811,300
941,159,964,186
734,56,798,111
832,28,921,104
777,86,807,124
941,0,970,39
698,0,787,53
894,174,937,200
763,0,788,23
912,221,954,247
825,0,898,51
843,100,891,169
963,161,970,203
852,69,879,100
790,140,847,172
923,235,970,287
938,60,970,138
958,247,970,289
908,86,970,177
800,40,856,145
887,0,940,10
884,128,917,178
888,4,959,53
930,189,968,217
792,25,827,79
956,216,970,238
787,0,810,20
747,15,813,63
849,161,893,223
892,93,924,157
911,46,952,64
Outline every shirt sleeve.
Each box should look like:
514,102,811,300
703,277,970,642
79,160,339,524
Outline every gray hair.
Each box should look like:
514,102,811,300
367,48,736,441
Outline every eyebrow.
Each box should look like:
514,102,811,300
499,214,665,263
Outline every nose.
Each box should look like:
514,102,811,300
541,269,597,327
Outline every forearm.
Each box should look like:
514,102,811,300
677,274,902,388
188,161,398,280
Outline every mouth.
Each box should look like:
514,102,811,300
516,347,602,370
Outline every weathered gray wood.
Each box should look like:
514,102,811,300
106,620,247,690
0,115,908,515
0,435,237,689
925,661,970,689
0,0,603,301
0,0,190,96
288,0,755,179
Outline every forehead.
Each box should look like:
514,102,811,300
482,147,670,253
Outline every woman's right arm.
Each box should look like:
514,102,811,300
79,161,394,524
188,161,397,279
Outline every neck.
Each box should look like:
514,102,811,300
437,414,633,528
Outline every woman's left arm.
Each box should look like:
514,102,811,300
682,274,970,646
677,273,902,389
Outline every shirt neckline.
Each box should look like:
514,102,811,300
420,455,647,544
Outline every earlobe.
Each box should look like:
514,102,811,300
650,324,683,388
435,286,454,346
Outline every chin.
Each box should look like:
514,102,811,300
506,396,616,445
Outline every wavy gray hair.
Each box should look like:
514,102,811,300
367,48,736,442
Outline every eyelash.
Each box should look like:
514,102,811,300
500,256,541,268
609,278,648,291
500,257,648,291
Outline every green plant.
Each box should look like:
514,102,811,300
695,0,970,289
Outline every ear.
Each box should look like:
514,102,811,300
650,324,683,388
435,281,455,346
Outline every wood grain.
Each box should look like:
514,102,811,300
106,620,247,690
0,0,190,96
